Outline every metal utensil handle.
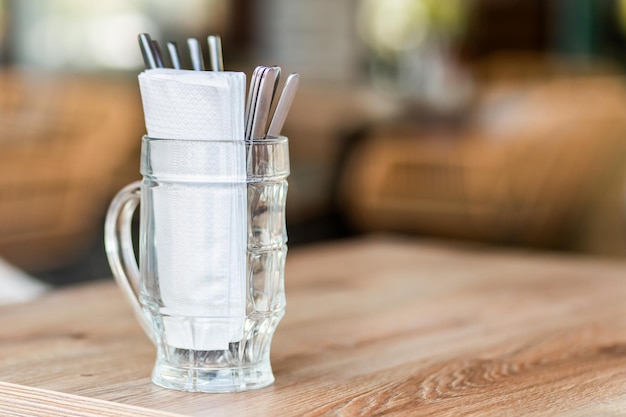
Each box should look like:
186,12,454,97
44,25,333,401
138,33,157,69
167,41,182,69
207,35,224,71
187,38,205,71
246,66,268,140
245,66,262,134
252,67,278,139
267,73,300,137
270,66,281,107
150,40,164,68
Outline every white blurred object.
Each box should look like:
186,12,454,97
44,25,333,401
0,258,49,305
357,0,429,56
11,0,228,70
357,0,472,111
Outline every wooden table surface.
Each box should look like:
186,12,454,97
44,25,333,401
1,236,626,416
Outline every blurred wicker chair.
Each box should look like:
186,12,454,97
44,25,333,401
0,70,143,271
339,76,626,255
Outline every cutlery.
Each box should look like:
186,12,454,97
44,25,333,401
166,41,181,69
246,66,269,140
251,66,278,140
244,66,261,138
207,35,224,71
137,34,299,141
138,33,157,69
267,73,299,137
270,66,281,106
187,38,205,71
150,40,164,68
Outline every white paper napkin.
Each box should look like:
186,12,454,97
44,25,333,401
138,69,247,351
139,69,245,141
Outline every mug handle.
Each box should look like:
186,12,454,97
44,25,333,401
104,181,155,344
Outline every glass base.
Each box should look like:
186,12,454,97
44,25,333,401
151,358,275,393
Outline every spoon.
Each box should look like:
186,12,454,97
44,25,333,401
246,66,269,140
251,66,279,140
267,73,299,137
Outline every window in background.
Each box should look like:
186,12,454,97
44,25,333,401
5,0,229,71
254,0,363,85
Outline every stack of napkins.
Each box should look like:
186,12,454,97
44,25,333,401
138,69,247,351
139,69,245,141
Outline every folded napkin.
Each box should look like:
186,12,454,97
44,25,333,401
138,69,247,351
139,69,245,141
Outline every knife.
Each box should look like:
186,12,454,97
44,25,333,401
187,38,205,71
138,33,157,69
150,40,164,68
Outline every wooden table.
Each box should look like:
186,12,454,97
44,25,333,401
1,236,626,416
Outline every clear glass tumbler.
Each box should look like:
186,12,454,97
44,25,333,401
104,136,289,392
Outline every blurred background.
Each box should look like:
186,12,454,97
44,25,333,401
1,0,626,289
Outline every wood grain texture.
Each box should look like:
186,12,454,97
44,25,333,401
0,381,183,417
1,235,626,416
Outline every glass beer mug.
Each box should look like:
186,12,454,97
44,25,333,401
104,135,289,392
